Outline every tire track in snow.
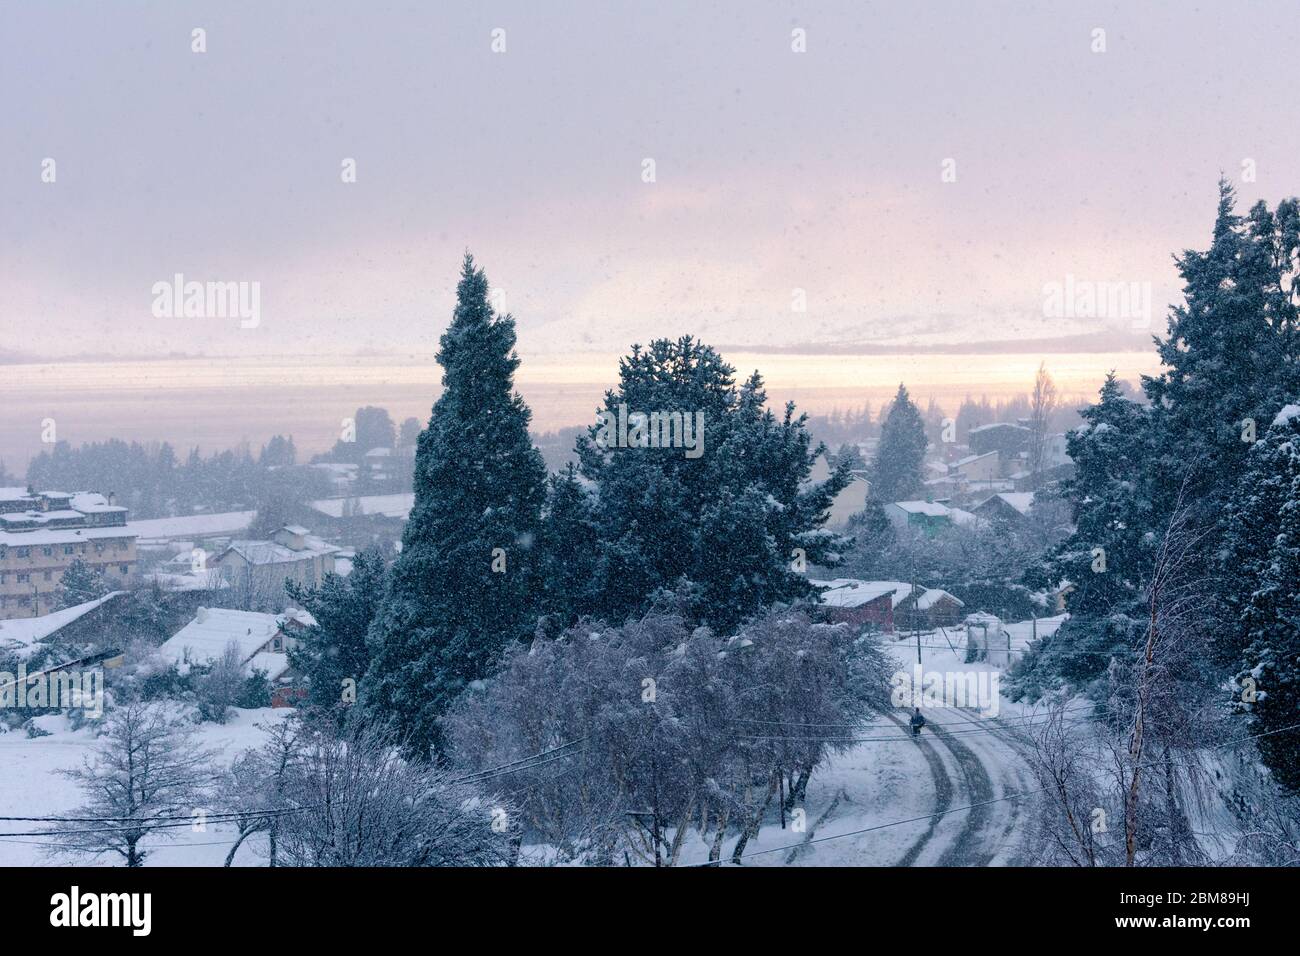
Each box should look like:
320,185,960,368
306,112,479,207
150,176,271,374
926,715,996,866
884,711,954,866
938,705,1043,866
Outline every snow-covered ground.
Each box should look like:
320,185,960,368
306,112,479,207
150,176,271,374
0,708,287,867
672,631,1050,867
5,616,1249,868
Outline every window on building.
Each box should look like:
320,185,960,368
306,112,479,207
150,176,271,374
43,571,53,581
120,564,129,575
16,548,28,558
17,573,29,583
42,547,52,557
63,545,74,555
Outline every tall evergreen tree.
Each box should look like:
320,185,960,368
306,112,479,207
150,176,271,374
574,337,850,633
869,383,927,503
535,464,601,634
1223,404,1300,791
286,547,387,711
1049,373,1155,617
364,255,547,757
1007,374,1155,699
1144,181,1300,572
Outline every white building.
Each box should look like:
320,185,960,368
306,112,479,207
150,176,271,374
211,526,339,606
156,606,316,681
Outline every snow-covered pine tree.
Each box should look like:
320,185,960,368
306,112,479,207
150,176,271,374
54,558,109,609
286,546,387,710
1144,181,1300,585
364,255,547,757
574,337,850,634
535,464,601,634
869,383,927,503
1008,373,1155,699
1051,373,1155,617
1224,403,1300,792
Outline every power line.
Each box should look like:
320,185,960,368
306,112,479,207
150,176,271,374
732,712,1100,743
450,738,586,785
0,809,309,839
0,806,308,824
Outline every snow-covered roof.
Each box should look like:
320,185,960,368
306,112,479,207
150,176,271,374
944,507,976,527
952,451,999,468
968,422,1029,434
280,608,317,628
0,525,137,548
220,533,338,566
888,500,978,527
0,509,85,526
247,650,291,681
157,608,285,669
309,493,415,520
979,492,1035,515
891,500,950,517
126,510,254,541
0,592,123,658
998,492,1034,514
69,492,127,514
915,588,964,610
280,524,310,536
814,579,915,608
0,487,33,503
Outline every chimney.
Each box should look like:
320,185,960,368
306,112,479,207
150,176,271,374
196,606,208,623
107,491,116,506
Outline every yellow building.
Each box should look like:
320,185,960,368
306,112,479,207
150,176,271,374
0,489,137,619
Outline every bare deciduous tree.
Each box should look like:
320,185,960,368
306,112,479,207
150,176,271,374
1029,483,1223,867
274,719,514,867
1027,361,1059,486
48,702,219,867
221,717,301,866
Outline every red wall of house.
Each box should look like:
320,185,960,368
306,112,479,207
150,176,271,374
823,594,895,633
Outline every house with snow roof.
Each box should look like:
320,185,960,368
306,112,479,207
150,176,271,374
896,587,966,631
813,579,917,633
883,500,978,535
973,492,1036,527
155,606,316,688
211,525,339,607
815,578,967,634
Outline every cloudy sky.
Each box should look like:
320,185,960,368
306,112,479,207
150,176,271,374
3,0,1299,364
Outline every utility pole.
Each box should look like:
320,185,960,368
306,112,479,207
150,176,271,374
912,580,922,668
779,773,786,829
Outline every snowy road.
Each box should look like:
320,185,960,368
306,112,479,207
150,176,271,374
922,705,1040,866
725,641,1044,867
